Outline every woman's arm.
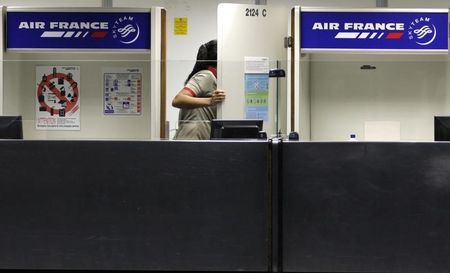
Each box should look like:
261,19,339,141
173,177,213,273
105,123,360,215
172,89,226,109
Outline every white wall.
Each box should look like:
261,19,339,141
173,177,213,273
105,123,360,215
117,0,450,140
114,0,254,138
389,0,450,8
275,0,376,8
119,0,393,139
310,54,450,141
0,0,102,7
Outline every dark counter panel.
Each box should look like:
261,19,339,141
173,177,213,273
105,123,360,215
0,141,269,271
282,142,450,273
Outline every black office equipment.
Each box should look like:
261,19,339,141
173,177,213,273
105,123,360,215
0,116,23,139
288,131,299,141
269,68,286,78
434,116,450,141
210,119,263,139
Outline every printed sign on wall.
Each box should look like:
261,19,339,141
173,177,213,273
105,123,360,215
7,11,150,50
103,67,142,115
301,9,449,53
174,17,188,35
36,66,80,130
244,57,269,121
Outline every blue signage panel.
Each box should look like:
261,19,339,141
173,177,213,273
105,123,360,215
301,9,448,52
7,11,151,50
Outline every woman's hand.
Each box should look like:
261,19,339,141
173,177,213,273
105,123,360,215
210,90,226,106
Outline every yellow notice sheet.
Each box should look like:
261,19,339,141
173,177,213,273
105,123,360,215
174,17,188,35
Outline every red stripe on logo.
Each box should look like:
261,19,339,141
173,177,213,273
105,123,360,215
91,31,108,38
386,32,403,39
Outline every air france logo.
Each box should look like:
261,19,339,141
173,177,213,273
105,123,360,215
112,16,140,44
409,17,436,46
312,22,405,40
18,21,109,38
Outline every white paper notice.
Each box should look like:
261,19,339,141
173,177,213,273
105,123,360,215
244,56,270,74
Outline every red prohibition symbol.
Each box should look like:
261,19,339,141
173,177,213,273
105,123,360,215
37,71,79,117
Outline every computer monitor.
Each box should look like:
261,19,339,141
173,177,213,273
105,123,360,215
0,116,23,139
434,116,450,141
210,119,263,140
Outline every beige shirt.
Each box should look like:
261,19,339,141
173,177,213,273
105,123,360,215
174,69,217,140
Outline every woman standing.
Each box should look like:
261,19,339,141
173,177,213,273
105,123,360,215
172,40,226,140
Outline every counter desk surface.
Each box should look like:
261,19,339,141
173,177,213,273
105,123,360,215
1,140,449,272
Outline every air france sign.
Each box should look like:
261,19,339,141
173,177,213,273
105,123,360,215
300,9,448,53
6,11,151,50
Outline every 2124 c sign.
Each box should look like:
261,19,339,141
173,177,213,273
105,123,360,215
245,8,267,17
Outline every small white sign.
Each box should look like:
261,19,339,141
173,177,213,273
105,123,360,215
244,56,269,74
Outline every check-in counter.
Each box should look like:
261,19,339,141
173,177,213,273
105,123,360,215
282,141,450,273
0,140,269,271
3,139,450,273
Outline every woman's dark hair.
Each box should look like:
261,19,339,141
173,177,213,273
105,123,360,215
185,39,217,84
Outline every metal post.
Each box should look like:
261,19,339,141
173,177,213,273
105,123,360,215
376,0,388,7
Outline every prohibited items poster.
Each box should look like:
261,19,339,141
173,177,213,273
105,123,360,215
36,66,81,130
